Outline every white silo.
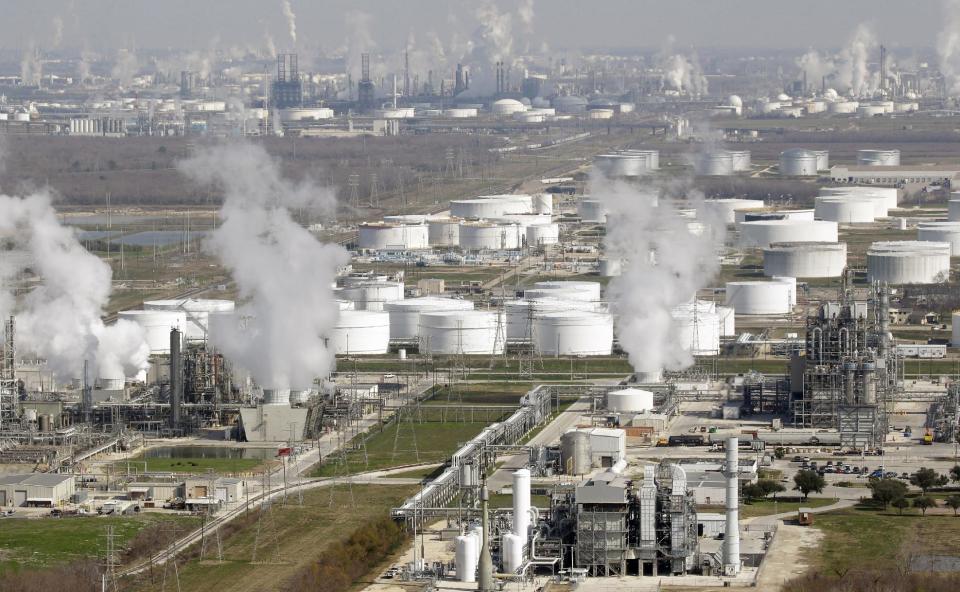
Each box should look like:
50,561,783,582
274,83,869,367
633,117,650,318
763,242,848,278
533,193,554,215
814,196,877,223
328,311,390,354
724,282,793,315
779,149,819,176
427,218,462,247
771,276,797,306
727,150,752,172
525,223,560,246
867,241,952,284
695,151,735,176
857,149,900,166
739,219,838,248
950,198,960,221
917,222,960,256
419,310,504,355
455,534,479,582
813,150,830,171
606,388,655,413
578,199,607,223
459,222,522,250
384,297,474,340
702,199,766,224
533,310,613,356
118,310,188,355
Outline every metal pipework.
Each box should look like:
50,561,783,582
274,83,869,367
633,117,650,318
723,437,741,576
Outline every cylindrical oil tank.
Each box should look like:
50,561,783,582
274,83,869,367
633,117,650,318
727,150,751,171
458,222,522,250
560,430,591,475
621,149,660,169
772,276,797,306
328,311,390,355
450,195,532,218
724,281,793,315
763,242,848,278
117,310,188,354
339,281,404,311
717,306,736,336
594,154,648,177
671,307,721,355
144,298,235,341
502,533,524,573
695,151,735,176
39,414,51,432
858,104,886,117
455,535,478,582
739,220,838,248
829,100,859,114
606,388,655,413
533,193,553,215
427,218,462,246
598,258,622,277
577,199,607,223
821,186,898,211
779,149,819,176
492,98,526,115
504,298,596,340
702,198,766,224
384,297,474,340
814,196,877,223
419,310,504,355
867,241,952,284
736,209,815,224
857,149,900,166
917,222,960,256
812,150,829,171
357,223,428,250
383,214,427,224
533,281,602,301
525,223,559,246
97,377,125,390
949,198,960,221
445,108,478,118
262,388,290,405
533,310,613,356
953,311,960,346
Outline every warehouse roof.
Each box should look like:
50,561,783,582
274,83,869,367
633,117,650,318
0,473,73,487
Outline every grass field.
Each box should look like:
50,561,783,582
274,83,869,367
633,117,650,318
0,513,199,573
118,455,269,475
739,496,837,518
426,382,535,405
312,420,492,477
131,485,417,592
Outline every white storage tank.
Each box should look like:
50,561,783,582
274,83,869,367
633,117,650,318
739,219,838,248
671,306,721,355
459,221,522,250
858,104,886,117
328,311,390,355
339,281,404,311
736,209,815,224
419,310,504,355
812,150,830,171
533,311,613,356
820,186,898,210
717,306,736,337
606,388,655,413
492,98,526,115
954,311,960,347
455,534,478,582
578,199,607,223
695,151,735,176
530,280,602,302
727,150,752,172
593,153,650,177
772,276,797,306
702,199,766,224
384,297,474,340
427,218,462,247
525,223,560,246
814,196,877,223
621,149,660,169
143,298,235,341
725,281,793,315
450,195,533,218
445,108,478,118
504,298,596,340
917,222,960,256
357,222,428,250
533,193,553,215
763,242,848,278
117,310,188,354
780,149,820,176
949,198,960,221
857,149,900,166
867,241,952,284
829,100,859,114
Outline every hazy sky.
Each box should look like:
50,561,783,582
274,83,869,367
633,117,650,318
0,0,946,53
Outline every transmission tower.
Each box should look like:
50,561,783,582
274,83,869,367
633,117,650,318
444,148,456,178
517,304,541,379
397,171,407,211
369,173,381,208
102,525,120,592
348,174,360,210
251,473,282,564
391,393,421,464
327,425,357,508
160,524,182,592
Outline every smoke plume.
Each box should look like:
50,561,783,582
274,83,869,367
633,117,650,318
51,16,64,48
0,189,149,383
20,44,42,87
938,0,960,96
836,24,877,96
593,174,725,378
178,143,349,391
111,48,139,87
281,0,297,46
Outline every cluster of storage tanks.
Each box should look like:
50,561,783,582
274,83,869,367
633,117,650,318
118,299,236,355
754,93,918,118
356,194,558,251
593,150,660,177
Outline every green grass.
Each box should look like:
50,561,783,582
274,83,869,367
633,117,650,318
489,494,551,509
0,513,199,573
426,382,535,405
312,420,492,477
118,455,267,475
758,468,784,480
738,496,837,518
387,465,445,480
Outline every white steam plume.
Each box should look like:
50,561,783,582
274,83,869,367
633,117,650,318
797,49,835,89
518,0,535,31
178,143,349,391
281,0,297,46
938,0,960,96
51,16,64,48
20,44,42,87
344,10,376,79
593,173,725,378
0,190,149,383
111,48,139,87
836,24,877,97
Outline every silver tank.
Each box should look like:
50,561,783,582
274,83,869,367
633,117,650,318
560,430,591,475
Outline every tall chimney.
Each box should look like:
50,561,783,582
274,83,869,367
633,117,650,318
170,328,183,430
723,437,740,575
478,485,494,591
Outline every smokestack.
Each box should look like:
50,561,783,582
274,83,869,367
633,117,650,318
513,469,531,536
723,437,740,575
170,328,183,430
478,485,494,591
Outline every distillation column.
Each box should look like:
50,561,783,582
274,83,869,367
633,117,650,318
723,437,741,576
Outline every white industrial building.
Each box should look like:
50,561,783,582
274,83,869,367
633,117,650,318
738,219,838,248
725,281,794,315
867,241,952,284
829,165,959,186
763,242,848,278
0,474,75,507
